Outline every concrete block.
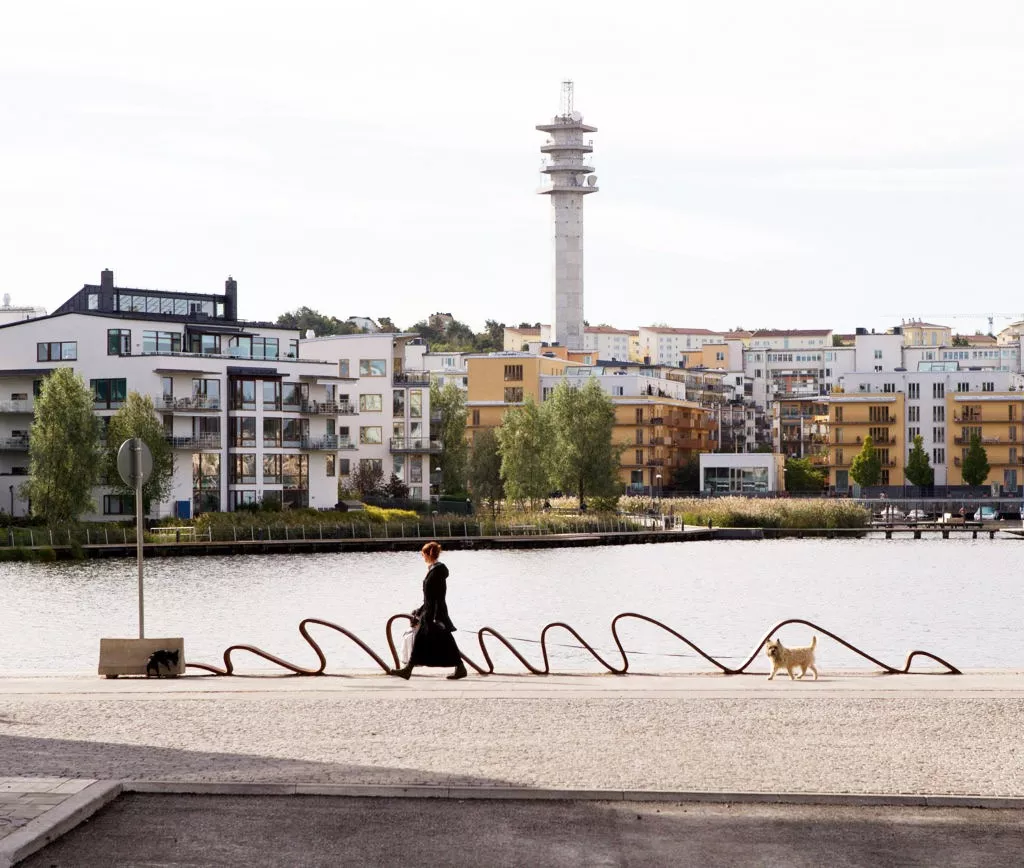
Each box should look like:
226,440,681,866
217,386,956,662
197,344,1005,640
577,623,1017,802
97,637,185,678
124,781,297,796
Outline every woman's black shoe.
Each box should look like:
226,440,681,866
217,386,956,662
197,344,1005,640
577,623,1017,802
389,664,413,680
447,661,468,680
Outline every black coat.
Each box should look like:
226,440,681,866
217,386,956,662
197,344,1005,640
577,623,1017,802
410,561,461,667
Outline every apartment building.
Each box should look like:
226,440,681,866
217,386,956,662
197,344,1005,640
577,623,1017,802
947,390,1024,492
0,270,434,518
421,351,471,390
638,326,726,366
465,352,575,433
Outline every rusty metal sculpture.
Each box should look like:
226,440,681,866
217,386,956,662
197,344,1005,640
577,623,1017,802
185,613,961,677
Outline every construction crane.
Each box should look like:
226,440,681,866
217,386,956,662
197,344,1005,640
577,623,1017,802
885,313,1024,335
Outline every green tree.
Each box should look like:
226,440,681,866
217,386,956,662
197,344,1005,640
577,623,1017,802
849,434,883,487
496,397,551,508
544,379,622,508
430,381,468,495
672,454,701,494
24,369,102,523
276,307,355,336
377,316,398,333
961,433,990,486
351,460,384,497
467,428,504,517
951,334,970,347
104,393,175,512
784,457,825,493
904,434,934,490
384,472,410,499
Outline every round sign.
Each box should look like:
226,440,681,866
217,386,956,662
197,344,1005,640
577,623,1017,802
116,438,154,488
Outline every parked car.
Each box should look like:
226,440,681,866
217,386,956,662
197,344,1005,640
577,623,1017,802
906,509,929,523
974,506,1000,521
875,505,905,521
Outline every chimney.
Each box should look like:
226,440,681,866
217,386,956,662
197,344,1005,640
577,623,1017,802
100,269,114,290
224,275,238,320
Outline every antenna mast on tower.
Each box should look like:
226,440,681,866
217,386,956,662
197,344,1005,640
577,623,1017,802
560,80,574,117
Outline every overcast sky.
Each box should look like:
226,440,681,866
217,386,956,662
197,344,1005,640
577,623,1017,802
2,1,1023,336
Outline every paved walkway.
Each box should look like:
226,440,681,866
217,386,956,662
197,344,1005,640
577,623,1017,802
1,671,1022,864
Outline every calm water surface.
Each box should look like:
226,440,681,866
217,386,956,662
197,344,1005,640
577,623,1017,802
1,539,1019,675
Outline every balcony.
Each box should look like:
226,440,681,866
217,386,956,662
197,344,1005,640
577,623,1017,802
155,395,221,413
299,401,358,416
301,436,345,451
389,437,442,454
0,400,32,414
165,434,222,450
0,437,30,451
646,458,666,467
647,417,665,426
954,436,1003,445
392,371,431,386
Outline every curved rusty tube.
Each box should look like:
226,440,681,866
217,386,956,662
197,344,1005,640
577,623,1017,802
188,613,961,677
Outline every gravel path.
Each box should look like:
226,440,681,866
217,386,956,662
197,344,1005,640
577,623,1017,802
1,688,1021,796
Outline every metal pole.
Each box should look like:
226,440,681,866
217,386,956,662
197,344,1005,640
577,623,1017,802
134,438,145,639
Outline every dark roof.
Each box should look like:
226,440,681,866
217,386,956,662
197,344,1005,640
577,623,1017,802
0,367,57,378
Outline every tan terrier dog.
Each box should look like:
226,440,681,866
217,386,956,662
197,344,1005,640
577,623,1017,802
764,636,818,681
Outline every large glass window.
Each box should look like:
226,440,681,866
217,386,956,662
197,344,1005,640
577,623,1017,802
192,454,220,514
229,454,257,484
282,382,307,410
229,490,257,509
360,426,383,444
410,390,422,417
90,378,127,410
230,417,256,447
192,378,221,408
359,359,386,377
263,417,282,447
142,331,182,354
36,341,77,362
283,418,307,446
263,454,282,483
393,390,405,415
263,380,281,411
326,454,336,477
190,333,221,355
230,378,256,410
252,337,279,360
103,494,135,515
360,394,383,412
107,329,131,355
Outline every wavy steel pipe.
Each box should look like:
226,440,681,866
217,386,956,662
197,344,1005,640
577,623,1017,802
187,612,960,677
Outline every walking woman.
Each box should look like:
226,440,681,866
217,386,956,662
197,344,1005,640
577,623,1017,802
390,541,467,680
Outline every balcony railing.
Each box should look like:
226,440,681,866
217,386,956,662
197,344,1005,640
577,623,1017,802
300,436,344,451
164,434,222,450
647,417,665,426
389,437,442,454
646,458,666,467
954,436,1004,445
0,437,30,451
155,395,221,412
299,401,358,416
0,400,32,414
392,371,432,386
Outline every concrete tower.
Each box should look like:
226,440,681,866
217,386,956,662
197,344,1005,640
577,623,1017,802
537,81,598,351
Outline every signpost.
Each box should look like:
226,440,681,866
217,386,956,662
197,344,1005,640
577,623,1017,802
117,438,153,638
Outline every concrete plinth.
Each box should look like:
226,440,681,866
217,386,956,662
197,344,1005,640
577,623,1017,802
97,638,185,678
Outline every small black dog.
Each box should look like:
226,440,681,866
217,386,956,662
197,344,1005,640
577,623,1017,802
145,649,180,677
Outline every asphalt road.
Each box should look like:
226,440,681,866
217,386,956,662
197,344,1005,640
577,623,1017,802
22,795,1024,868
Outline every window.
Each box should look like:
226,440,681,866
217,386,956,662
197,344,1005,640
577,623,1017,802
142,331,182,354
635,408,644,424
263,454,282,483
192,454,221,514
410,461,422,483
956,382,969,393
339,458,351,475
360,394,383,412
933,382,945,399
36,341,77,361
189,333,221,355
10,392,27,401
933,447,945,464
107,329,131,355
288,339,299,359
933,427,945,442
90,378,127,410
326,454,336,477
908,427,920,440
338,359,350,377
252,337,279,360
360,426,382,444
282,418,307,446
635,449,643,465
359,359,387,376
908,406,920,422
282,382,307,409
393,390,405,415
504,364,523,381
230,378,256,410
983,382,995,392
410,390,422,417
360,458,383,475
471,409,480,426
262,380,281,410
635,429,643,445
192,378,221,407
933,406,945,422
263,418,282,447
873,349,882,359
882,383,895,393
834,406,843,422
103,494,135,515
230,454,257,484
393,454,405,477
87,293,99,310
504,387,524,403
869,406,890,423
230,417,256,447
230,490,258,509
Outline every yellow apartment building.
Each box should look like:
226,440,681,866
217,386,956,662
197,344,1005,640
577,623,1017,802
946,392,1024,492
775,397,828,459
465,353,576,433
825,393,906,491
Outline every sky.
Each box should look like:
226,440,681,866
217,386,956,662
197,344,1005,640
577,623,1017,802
2,1,1023,336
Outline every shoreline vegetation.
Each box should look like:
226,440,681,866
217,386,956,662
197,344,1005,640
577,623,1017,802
0,498,875,561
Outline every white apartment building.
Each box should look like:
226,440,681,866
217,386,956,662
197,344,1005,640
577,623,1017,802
0,270,435,519
0,294,46,325
836,365,1024,486
422,351,470,391
639,326,726,366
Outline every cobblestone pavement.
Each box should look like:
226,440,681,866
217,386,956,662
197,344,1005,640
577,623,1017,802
0,778,95,842
1,673,1022,798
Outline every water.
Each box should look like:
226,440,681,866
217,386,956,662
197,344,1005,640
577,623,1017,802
1,538,1020,675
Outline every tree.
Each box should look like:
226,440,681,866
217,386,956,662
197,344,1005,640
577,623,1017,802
951,334,970,347
276,307,351,337
849,434,883,488
384,473,410,499
904,435,934,490
429,381,468,495
672,455,701,494
351,460,384,496
544,379,622,508
961,433,990,486
784,457,825,493
496,397,551,508
377,316,398,333
104,393,175,512
467,428,504,517
24,369,102,523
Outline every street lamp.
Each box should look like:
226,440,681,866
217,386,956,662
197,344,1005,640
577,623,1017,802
655,473,662,500
8,484,12,516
